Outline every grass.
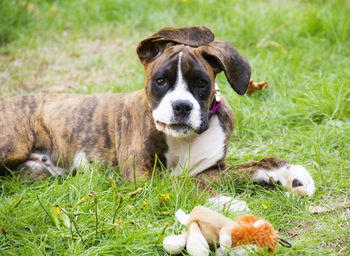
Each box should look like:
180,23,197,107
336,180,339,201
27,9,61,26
0,0,349,255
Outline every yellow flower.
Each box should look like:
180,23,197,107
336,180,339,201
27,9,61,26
49,6,55,13
76,195,90,206
262,204,268,210
182,0,188,3
143,199,148,207
128,205,134,210
117,219,123,225
161,194,170,200
55,205,61,215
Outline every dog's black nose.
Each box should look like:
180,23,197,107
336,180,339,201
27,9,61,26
172,100,193,116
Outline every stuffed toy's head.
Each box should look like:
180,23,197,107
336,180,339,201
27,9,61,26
231,214,278,252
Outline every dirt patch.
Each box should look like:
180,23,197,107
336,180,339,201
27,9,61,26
0,37,138,99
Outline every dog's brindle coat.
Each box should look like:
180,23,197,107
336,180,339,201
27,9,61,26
0,27,315,196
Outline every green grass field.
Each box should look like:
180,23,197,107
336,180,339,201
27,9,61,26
0,0,349,255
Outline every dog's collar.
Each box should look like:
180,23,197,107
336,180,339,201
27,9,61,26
209,83,222,118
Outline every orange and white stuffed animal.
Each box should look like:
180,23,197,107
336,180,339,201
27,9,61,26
163,206,279,256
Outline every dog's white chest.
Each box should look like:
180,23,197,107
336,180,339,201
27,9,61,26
166,116,226,176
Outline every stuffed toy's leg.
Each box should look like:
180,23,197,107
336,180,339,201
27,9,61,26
186,222,210,256
163,232,188,255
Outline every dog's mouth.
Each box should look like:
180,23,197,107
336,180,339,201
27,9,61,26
156,121,190,130
155,121,194,137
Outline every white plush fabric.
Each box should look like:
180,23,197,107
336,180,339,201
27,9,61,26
163,234,186,255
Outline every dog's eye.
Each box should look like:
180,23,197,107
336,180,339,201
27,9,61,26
198,79,208,88
156,78,167,86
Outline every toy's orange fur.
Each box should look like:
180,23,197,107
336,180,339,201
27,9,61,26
231,215,278,252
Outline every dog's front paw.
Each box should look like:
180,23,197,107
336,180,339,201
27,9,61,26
254,164,315,196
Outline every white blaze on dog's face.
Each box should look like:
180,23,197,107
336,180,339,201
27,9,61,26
152,52,201,137
147,46,215,138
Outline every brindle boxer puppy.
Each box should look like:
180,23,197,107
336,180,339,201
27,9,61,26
0,26,315,196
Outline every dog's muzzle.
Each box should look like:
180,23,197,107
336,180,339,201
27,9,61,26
172,100,193,120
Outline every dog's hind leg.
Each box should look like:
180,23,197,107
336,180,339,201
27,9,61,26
16,152,65,182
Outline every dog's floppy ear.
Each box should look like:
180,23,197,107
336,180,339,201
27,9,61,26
201,41,251,95
151,26,215,47
137,26,215,64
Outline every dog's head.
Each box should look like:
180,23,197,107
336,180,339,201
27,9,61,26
137,26,251,138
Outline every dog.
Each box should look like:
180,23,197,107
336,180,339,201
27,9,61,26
0,26,315,196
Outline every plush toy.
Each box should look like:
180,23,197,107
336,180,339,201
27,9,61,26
163,206,279,256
